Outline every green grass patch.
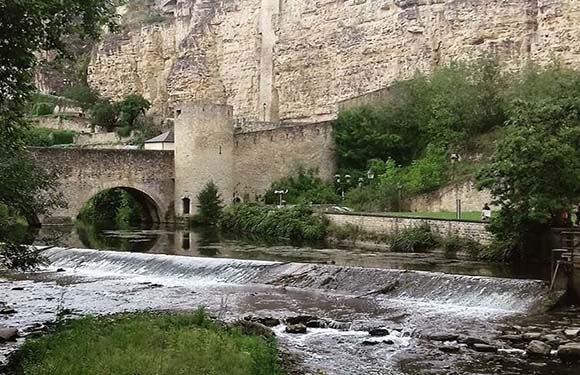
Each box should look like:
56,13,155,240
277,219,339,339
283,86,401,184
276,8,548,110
383,211,481,221
9,309,285,375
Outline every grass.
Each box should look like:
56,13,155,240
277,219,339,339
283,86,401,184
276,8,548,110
383,211,482,221
9,308,285,375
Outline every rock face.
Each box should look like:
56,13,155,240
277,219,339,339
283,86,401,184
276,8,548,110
87,0,580,121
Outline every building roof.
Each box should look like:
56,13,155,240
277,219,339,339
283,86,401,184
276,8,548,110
144,130,174,143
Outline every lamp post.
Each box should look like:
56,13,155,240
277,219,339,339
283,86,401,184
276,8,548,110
274,189,288,207
451,153,461,219
335,174,352,199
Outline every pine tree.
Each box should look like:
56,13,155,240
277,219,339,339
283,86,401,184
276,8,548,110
195,181,224,226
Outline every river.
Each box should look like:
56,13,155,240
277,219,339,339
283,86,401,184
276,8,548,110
0,224,578,374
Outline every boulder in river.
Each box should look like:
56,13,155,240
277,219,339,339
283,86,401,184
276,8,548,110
557,343,580,362
563,328,580,339
244,316,280,327
426,333,459,342
522,332,543,341
369,328,389,337
439,344,461,353
286,315,315,325
526,340,551,357
305,320,326,328
286,324,307,334
0,328,18,342
499,334,523,342
233,320,274,338
472,344,498,353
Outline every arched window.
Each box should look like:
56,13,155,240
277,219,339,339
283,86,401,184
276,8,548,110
182,197,190,215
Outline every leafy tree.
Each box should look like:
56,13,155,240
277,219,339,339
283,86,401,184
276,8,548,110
0,0,116,269
477,99,580,260
62,84,100,110
194,182,224,226
264,168,338,205
90,100,118,131
116,94,151,127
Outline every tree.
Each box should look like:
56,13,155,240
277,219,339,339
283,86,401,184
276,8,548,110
194,182,224,226
477,99,580,260
0,0,116,269
90,100,118,131
116,94,151,127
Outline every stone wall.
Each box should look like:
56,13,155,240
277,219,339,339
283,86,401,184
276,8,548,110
407,180,494,213
233,121,336,202
326,212,492,244
30,148,175,223
88,0,580,121
33,116,93,133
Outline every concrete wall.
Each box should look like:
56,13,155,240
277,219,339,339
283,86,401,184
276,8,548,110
326,212,492,244
30,148,175,223
174,103,235,216
233,121,336,202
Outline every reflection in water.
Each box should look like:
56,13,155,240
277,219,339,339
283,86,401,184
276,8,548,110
31,222,550,281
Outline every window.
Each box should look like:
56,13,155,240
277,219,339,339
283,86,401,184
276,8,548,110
182,197,190,215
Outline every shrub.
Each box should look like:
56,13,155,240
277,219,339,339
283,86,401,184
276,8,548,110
62,85,99,109
22,127,76,146
192,182,224,226
33,102,54,116
264,168,338,205
388,225,438,252
221,204,329,242
90,100,118,131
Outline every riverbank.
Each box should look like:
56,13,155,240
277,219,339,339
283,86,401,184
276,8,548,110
5,308,285,375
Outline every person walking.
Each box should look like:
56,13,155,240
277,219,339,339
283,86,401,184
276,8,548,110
481,203,492,221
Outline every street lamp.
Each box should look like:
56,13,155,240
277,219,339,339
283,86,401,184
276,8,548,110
274,189,288,207
335,174,352,199
451,153,461,219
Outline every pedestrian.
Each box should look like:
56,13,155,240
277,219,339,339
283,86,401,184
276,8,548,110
481,203,491,221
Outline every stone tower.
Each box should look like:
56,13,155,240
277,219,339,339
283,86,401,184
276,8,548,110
174,103,234,217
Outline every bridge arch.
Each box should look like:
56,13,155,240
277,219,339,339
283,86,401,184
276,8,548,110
79,186,163,224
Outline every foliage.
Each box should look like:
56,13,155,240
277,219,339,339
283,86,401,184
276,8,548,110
440,235,484,259
388,225,438,253
9,308,284,375
78,188,145,229
221,204,329,243
22,127,76,146
116,94,151,128
0,243,47,272
32,102,55,116
89,100,118,131
477,66,580,260
62,85,99,110
192,182,224,226
334,58,505,171
264,168,338,205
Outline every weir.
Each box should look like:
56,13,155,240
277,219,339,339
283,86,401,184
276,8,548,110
44,247,549,314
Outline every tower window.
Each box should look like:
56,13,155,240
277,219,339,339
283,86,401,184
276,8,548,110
182,197,190,215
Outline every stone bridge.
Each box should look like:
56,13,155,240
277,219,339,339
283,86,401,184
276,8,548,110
30,148,175,224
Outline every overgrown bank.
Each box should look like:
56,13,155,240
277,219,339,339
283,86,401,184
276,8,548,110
7,308,285,375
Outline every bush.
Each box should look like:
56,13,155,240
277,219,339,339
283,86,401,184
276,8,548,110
33,102,54,116
221,204,329,242
264,168,337,205
0,243,47,272
90,100,118,131
192,182,224,226
22,127,76,146
388,225,438,252
62,85,99,109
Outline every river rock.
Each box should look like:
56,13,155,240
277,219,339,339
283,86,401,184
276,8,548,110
327,320,351,331
244,316,280,327
460,336,488,346
557,343,580,362
522,332,543,341
56,268,65,272
233,320,274,338
286,324,307,334
362,340,380,346
427,333,459,342
439,344,461,353
286,315,315,325
527,340,551,357
472,344,498,353
0,328,18,342
369,328,389,337
564,328,580,338
0,306,16,315
543,334,561,347
499,334,523,342
305,320,325,328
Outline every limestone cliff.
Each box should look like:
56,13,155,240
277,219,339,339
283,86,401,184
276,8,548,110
87,0,580,122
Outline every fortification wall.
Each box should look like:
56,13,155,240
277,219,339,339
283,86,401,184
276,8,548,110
30,148,175,223
407,180,494,213
233,121,336,202
88,0,580,121
326,212,492,244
